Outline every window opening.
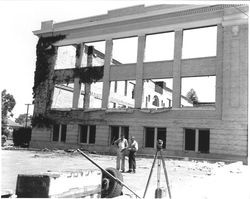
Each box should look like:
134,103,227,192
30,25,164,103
52,83,74,109
157,128,166,149
145,127,155,148
145,127,167,148
109,80,135,108
80,125,88,143
114,81,118,93
110,126,129,145
52,124,67,142
81,41,106,67
89,126,96,144
124,80,128,96
184,128,210,153
182,26,217,59
121,126,129,140
198,129,210,153
52,124,60,142
110,126,119,145
144,32,174,62
142,78,173,108
184,128,195,151
152,96,159,107
89,82,103,108
111,37,138,65
55,45,76,69
181,76,216,107
61,125,67,142
79,125,96,144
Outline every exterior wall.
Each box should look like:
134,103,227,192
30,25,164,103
222,24,248,121
31,5,248,163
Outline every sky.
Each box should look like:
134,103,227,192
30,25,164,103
0,0,228,119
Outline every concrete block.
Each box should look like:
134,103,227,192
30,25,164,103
16,169,102,198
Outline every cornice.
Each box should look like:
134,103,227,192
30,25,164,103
33,4,247,36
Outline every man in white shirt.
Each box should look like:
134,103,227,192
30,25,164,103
127,136,138,173
114,134,128,172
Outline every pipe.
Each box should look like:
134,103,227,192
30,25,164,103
77,149,141,198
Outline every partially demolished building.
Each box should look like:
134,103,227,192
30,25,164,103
31,4,248,163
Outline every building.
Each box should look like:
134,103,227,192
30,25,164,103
51,46,192,109
31,4,248,163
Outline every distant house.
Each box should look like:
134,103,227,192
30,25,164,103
2,119,22,138
6,119,22,129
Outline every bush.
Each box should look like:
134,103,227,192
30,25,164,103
13,127,32,147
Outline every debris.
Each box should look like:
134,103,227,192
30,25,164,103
64,149,76,153
90,151,97,154
41,148,50,152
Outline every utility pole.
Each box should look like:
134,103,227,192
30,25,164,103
25,104,32,128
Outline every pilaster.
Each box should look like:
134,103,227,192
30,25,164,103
101,40,113,108
172,30,183,108
215,24,223,117
83,46,93,109
135,35,146,108
72,43,84,108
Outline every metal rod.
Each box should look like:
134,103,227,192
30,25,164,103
143,150,158,198
77,149,141,199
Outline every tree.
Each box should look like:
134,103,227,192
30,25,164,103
186,88,199,105
1,89,16,136
15,114,32,126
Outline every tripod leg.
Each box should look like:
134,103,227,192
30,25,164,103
157,157,161,189
143,151,158,198
160,151,172,199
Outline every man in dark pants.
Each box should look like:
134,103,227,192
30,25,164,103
127,136,138,173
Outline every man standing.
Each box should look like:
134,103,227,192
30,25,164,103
127,136,138,173
114,134,128,172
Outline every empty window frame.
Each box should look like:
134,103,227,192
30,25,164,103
52,83,74,109
89,82,103,108
110,126,129,145
79,125,96,144
181,76,216,107
182,26,217,59
109,80,135,108
76,82,103,109
144,32,174,62
184,128,210,153
111,37,138,65
142,78,173,108
52,124,67,142
55,46,76,69
144,127,167,149
81,41,106,67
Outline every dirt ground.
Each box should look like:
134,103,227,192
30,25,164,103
1,148,249,199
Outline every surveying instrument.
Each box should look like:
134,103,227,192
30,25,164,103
143,139,172,199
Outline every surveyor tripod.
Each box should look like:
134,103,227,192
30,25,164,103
143,140,172,199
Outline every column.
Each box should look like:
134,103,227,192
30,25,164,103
134,35,146,108
195,129,199,152
72,43,84,108
215,24,223,116
101,40,113,108
172,30,183,108
83,46,93,109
